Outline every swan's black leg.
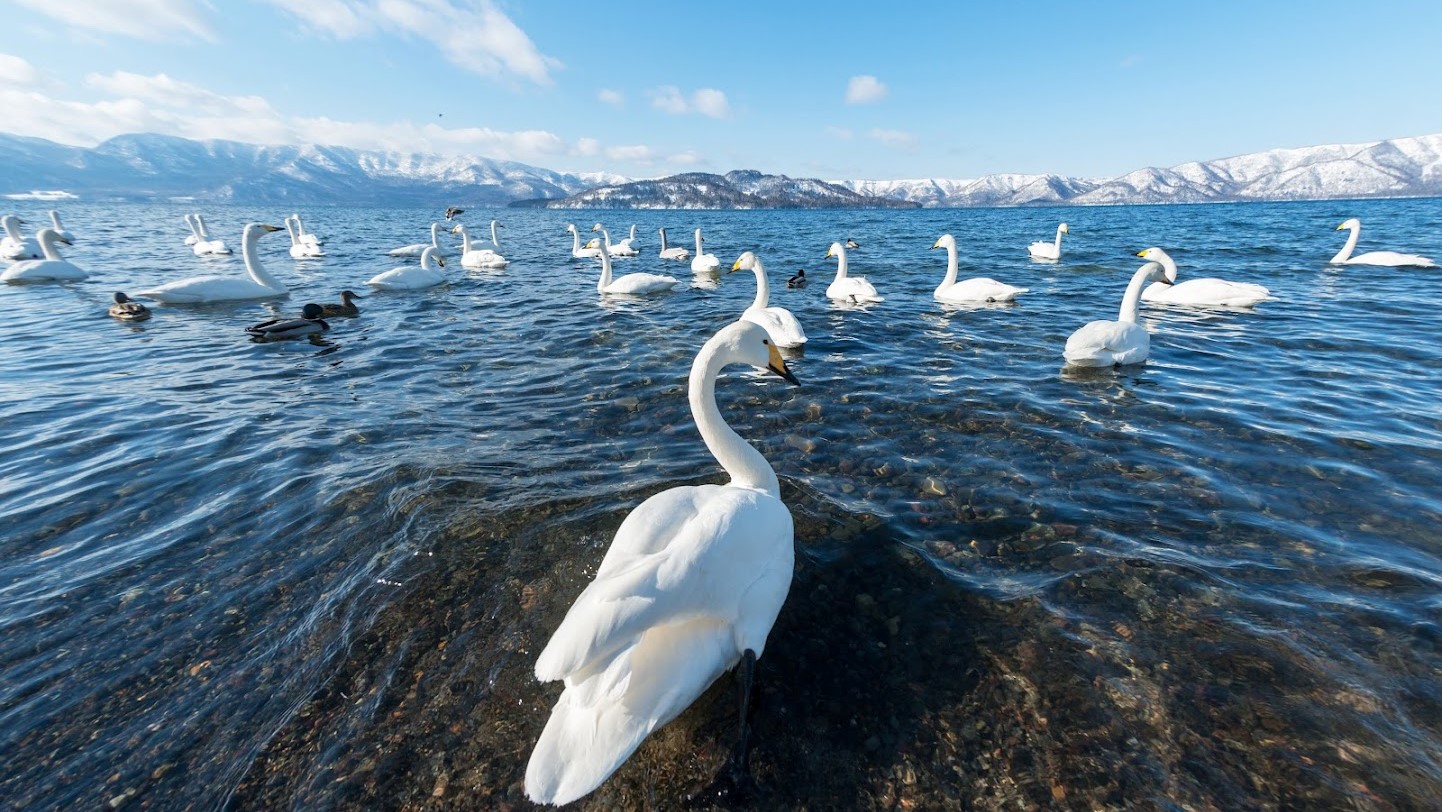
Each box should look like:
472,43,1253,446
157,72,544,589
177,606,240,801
729,648,757,778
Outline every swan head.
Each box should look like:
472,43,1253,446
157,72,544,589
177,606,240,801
1138,260,1171,285
245,223,284,240
1060,223,1069,233
931,234,955,250
35,228,72,247
566,223,577,233
825,241,844,259
730,251,759,273
1136,248,1176,282
591,223,603,232
723,321,800,386
301,303,324,320
450,224,464,234
1337,218,1360,231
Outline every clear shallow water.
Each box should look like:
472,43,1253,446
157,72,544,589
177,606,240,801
1,199,1440,809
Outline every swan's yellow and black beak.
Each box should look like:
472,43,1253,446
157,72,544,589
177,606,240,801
262,224,283,233
825,247,835,259
931,239,942,249
1335,223,1345,230
767,343,800,386
729,258,744,274
1135,250,1147,257
436,256,446,267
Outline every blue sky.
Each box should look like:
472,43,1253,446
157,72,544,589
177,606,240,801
3,0,1440,181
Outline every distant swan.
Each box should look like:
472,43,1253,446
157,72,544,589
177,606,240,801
594,234,677,295
1329,218,1437,267
284,216,326,258
525,319,798,807
319,289,363,317
136,224,287,303
182,214,199,246
48,210,74,242
368,246,448,289
731,251,807,347
1,228,86,282
1063,261,1171,367
567,223,602,258
658,227,690,261
108,292,151,321
592,223,638,258
691,227,721,273
454,222,509,268
246,303,330,341
824,240,883,303
932,234,1028,302
0,215,41,260
1137,247,1270,307
388,223,450,258
289,212,323,247
1028,222,1068,261
190,214,232,256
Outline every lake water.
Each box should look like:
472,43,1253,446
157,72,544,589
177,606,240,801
2,198,1440,810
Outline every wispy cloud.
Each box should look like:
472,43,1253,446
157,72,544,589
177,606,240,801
598,88,624,108
13,0,216,42
845,75,888,105
648,85,731,119
264,0,561,85
668,150,702,166
0,53,40,86
868,128,917,151
606,144,654,163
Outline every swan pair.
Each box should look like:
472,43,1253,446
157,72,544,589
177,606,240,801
567,223,603,258
368,246,448,289
138,223,286,302
389,223,452,258
526,318,798,806
1,215,42,260
1330,218,1436,267
592,224,639,257
592,231,677,294
1,228,86,282
285,215,325,258
1137,247,1270,307
453,221,508,268
186,214,231,255
1028,223,1068,261
931,234,1028,302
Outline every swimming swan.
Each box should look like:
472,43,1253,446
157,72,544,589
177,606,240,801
108,292,151,321
246,302,330,341
137,223,287,302
932,234,1028,302
658,227,690,261
567,223,603,258
1063,261,1172,367
48,210,74,243
824,240,883,303
289,213,323,247
1028,223,1068,261
182,213,200,246
614,224,641,254
454,222,509,268
367,246,448,289
1329,218,1437,267
285,216,326,258
525,319,799,806
388,223,451,258
594,234,677,295
190,214,232,256
1,228,86,282
1137,247,1270,307
731,251,807,347
1,215,41,260
691,228,721,273
592,223,638,258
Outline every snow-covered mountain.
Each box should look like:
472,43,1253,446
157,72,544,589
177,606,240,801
837,134,1442,207
0,133,607,206
527,169,920,209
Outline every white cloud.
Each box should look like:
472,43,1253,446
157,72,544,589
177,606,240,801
648,85,730,119
0,53,40,86
668,150,702,166
598,88,624,108
263,0,561,85
13,0,216,42
868,128,917,151
606,144,654,163
845,75,888,105
574,137,601,156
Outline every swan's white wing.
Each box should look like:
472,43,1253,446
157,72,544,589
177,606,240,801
134,276,281,303
1027,241,1058,259
1144,278,1270,307
743,306,807,346
936,278,1028,303
691,253,721,273
827,276,884,302
1346,250,1438,268
604,273,677,294
1064,319,1149,366
387,243,426,257
1,260,87,281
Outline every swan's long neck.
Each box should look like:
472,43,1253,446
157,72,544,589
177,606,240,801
628,224,637,242
749,258,770,310
50,211,64,231
291,214,306,238
600,228,613,249
184,215,200,240
596,245,613,291
1054,225,1065,251
430,223,443,249
937,240,958,291
242,227,284,290
195,215,213,240
489,221,500,249
659,228,669,250
1118,263,1161,323
457,226,473,253
690,335,779,496
695,229,704,253
1331,224,1359,264
570,226,582,253
284,217,300,246
39,231,64,261
832,244,849,281
2,217,21,241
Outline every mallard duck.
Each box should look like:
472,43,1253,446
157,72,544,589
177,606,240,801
108,292,151,321
319,290,363,317
786,269,807,288
246,303,330,341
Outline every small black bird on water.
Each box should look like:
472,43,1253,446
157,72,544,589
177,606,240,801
786,269,807,288
445,207,464,221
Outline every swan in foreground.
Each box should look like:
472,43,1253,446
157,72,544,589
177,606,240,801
1,215,41,260
594,234,677,295
246,303,330,341
135,223,286,303
1329,218,1437,267
1,228,86,282
567,223,603,258
1137,247,1270,307
367,246,448,289
525,319,799,806
285,216,326,258
454,222,508,268
48,210,74,242
387,223,450,258
691,228,721,273
318,289,362,317
657,227,690,261
108,292,151,321
932,234,1028,302
189,214,231,256
786,269,806,288
824,240,883,303
605,223,640,257
1063,261,1172,367
731,251,807,347
1028,223,1068,260
289,213,323,247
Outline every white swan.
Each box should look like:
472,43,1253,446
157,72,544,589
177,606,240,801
1329,218,1437,267
932,234,1028,303
613,224,641,254
48,210,74,243
658,227,690,261
367,246,448,289
1028,222,1068,261
285,216,326,258
824,240,883,303
691,228,721,273
567,223,603,258
289,212,323,247
1,228,86,282
190,214,232,256
592,223,638,258
594,233,677,295
182,213,200,246
1,215,41,260
1137,247,1270,307
453,222,509,268
525,319,798,807
1063,261,1172,367
731,251,807,347
136,224,287,303
387,223,451,258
